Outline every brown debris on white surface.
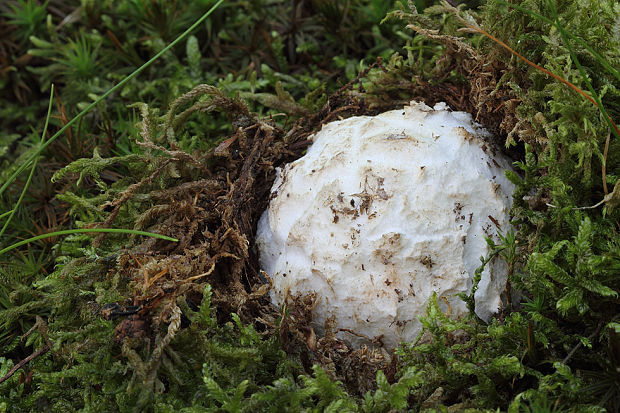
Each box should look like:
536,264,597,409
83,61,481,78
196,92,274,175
256,101,515,349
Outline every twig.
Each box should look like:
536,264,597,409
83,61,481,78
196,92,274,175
546,201,604,210
562,323,602,365
445,2,620,139
0,345,49,385
180,262,215,284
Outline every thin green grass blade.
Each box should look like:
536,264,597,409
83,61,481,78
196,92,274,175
0,229,178,257
495,0,620,83
0,0,225,198
0,85,54,241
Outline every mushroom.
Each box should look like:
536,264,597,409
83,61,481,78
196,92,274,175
256,101,515,349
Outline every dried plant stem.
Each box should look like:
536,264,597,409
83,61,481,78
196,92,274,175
0,345,49,385
0,229,177,256
447,3,620,139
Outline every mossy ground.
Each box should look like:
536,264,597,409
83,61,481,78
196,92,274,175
0,0,619,411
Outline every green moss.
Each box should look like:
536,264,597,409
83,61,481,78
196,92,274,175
1,0,620,411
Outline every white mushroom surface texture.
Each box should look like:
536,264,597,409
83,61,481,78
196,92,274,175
256,101,516,350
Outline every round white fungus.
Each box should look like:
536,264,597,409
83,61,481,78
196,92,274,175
256,101,515,350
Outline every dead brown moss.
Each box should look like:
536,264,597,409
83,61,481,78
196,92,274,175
84,76,408,396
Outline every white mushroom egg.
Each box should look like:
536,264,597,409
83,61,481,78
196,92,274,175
256,101,515,350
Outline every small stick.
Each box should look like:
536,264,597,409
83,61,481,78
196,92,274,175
562,324,602,365
446,2,620,139
0,345,49,385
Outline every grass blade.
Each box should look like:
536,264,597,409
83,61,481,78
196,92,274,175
0,84,54,240
0,228,178,257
